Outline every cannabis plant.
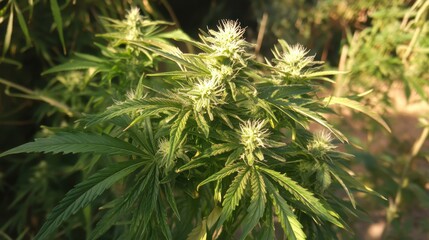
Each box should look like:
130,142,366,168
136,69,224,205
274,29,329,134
0,7,188,238
1,15,386,239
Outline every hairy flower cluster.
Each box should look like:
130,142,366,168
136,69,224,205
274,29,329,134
156,138,174,170
210,64,234,82
239,120,270,166
273,41,315,78
307,131,336,159
188,78,225,120
124,7,142,41
202,20,248,65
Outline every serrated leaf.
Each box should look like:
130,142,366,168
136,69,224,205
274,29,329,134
157,202,173,240
225,148,244,165
85,98,182,126
239,169,266,240
217,167,251,228
316,163,332,193
209,143,239,156
168,110,191,162
323,96,391,133
259,84,313,100
164,183,181,220
292,105,347,142
136,43,208,73
197,162,244,190
259,203,276,239
265,179,306,240
259,167,343,228
89,199,126,240
195,111,210,137
0,132,145,158
35,161,145,240
176,156,209,172
329,169,356,208
129,165,160,239
50,0,66,54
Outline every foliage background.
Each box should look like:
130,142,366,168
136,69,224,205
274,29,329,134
0,0,428,239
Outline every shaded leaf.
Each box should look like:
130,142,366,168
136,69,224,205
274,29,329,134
35,161,145,240
217,167,251,227
259,167,343,228
0,132,145,157
197,162,245,190
239,169,266,239
265,178,306,240
323,96,391,133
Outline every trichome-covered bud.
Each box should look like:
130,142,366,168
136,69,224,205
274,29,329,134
156,138,174,170
188,78,225,120
307,131,336,159
124,7,142,41
202,20,248,65
272,40,315,77
239,120,270,166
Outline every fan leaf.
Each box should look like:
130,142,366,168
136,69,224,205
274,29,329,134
0,132,145,157
34,160,145,240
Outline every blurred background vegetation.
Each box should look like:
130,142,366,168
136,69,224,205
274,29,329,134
0,0,428,239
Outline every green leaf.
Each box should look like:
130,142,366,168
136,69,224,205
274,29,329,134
0,132,145,157
195,111,210,137
13,3,31,46
89,199,126,240
168,110,191,162
129,165,160,239
258,203,275,239
323,96,391,133
49,0,66,54
329,169,356,208
292,105,347,142
164,183,181,220
136,43,208,73
303,71,346,82
2,7,13,56
34,161,145,240
176,156,209,172
225,148,244,165
209,143,240,156
265,179,306,240
239,169,266,240
316,163,332,193
186,219,207,240
259,84,313,99
217,167,251,227
157,203,173,240
197,162,245,190
148,70,207,78
84,98,182,126
259,167,343,228
42,60,101,75
157,29,192,41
